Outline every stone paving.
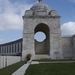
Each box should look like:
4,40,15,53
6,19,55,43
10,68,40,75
31,61,39,64
12,63,30,75
39,61,75,63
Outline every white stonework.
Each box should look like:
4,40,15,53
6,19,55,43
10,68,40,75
22,0,63,60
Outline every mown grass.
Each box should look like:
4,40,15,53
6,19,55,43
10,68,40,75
0,61,26,75
33,59,75,62
25,63,75,75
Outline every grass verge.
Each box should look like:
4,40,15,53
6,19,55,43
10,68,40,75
0,61,26,75
33,59,75,62
25,63,75,75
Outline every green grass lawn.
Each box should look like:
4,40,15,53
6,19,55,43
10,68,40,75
0,61,26,75
33,59,75,62
25,63,75,75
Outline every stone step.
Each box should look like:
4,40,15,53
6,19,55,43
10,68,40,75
35,54,50,59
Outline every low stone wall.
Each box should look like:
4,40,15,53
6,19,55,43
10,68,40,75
0,56,21,69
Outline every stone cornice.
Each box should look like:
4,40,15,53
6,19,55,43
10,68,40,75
22,15,61,19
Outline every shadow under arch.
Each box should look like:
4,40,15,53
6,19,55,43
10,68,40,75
34,23,50,54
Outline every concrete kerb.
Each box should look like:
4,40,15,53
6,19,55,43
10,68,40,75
31,61,75,64
38,61,75,64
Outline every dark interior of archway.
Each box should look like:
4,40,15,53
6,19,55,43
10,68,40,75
34,23,50,54
35,23,49,36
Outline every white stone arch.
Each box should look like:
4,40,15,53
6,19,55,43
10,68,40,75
34,23,50,55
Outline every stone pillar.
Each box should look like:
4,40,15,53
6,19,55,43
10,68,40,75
0,47,1,55
1,47,2,54
2,47,3,54
5,46,6,54
21,42,23,53
16,43,18,54
13,44,15,53
7,46,8,54
15,43,16,53
3,47,4,54
15,44,16,53
0,47,1,54
9,45,11,53
19,42,21,53
22,33,35,60
6,46,7,54
17,43,19,53
4,46,6,54
12,44,13,54
10,45,12,54
8,45,9,54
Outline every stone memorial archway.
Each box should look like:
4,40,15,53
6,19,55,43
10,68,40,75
22,0,63,60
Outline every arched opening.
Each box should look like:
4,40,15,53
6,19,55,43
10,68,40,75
34,31,46,42
34,23,50,54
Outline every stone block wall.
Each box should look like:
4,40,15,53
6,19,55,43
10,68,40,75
62,37,73,59
72,35,75,59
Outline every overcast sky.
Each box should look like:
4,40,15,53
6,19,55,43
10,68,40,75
0,0,75,44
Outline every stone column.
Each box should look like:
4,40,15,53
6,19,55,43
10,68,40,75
9,45,11,53
8,45,9,54
13,44,15,53
5,46,6,54
2,47,4,54
7,46,8,54
19,42,21,53
4,46,5,54
1,47,2,54
0,47,1,54
6,46,7,54
16,43,18,53
11,44,13,54
2,47,3,54
17,43,19,53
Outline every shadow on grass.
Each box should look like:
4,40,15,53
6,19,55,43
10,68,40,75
0,61,26,75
